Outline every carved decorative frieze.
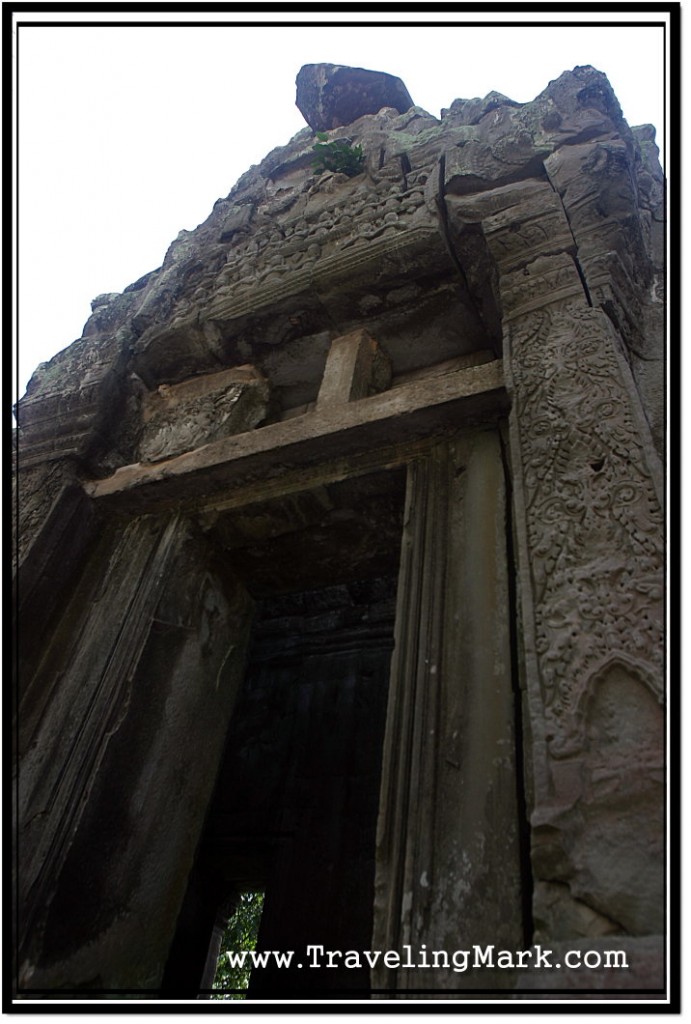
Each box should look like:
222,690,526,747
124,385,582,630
131,209,451,386
202,192,433,321
506,304,663,758
145,175,431,334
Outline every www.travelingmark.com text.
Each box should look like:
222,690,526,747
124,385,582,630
226,943,629,973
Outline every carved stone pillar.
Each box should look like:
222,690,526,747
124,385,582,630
373,432,523,991
447,178,665,983
503,303,664,941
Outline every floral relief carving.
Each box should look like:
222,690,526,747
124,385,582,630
182,174,432,324
509,304,664,757
138,370,270,463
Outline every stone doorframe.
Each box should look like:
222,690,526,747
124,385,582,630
16,300,665,991
17,341,516,992
91,354,523,993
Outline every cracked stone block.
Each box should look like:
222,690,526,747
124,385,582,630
138,365,269,463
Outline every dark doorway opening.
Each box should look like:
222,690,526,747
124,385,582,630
163,467,406,998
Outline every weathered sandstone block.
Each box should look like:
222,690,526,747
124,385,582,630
296,63,414,131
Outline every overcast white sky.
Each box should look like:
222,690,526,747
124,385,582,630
13,11,670,406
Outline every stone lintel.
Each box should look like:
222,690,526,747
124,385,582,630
85,359,506,512
316,329,391,408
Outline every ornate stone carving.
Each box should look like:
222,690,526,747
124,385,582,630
544,136,664,454
507,304,663,760
138,366,270,463
131,174,443,385
204,179,431,315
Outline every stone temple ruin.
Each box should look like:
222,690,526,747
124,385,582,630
13,63,665,998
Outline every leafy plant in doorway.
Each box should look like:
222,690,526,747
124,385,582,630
212,890,265,999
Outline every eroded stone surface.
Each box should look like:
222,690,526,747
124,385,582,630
296,63,414,131
316,328,391,407
515,936,664,992
138,365,270,463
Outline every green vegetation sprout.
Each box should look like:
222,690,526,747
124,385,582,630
311,132,364,177
212,891,265,999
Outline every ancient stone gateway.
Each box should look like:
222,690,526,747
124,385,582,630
13,64,665,1000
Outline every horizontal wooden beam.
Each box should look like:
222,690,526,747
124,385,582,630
84,360,506,513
